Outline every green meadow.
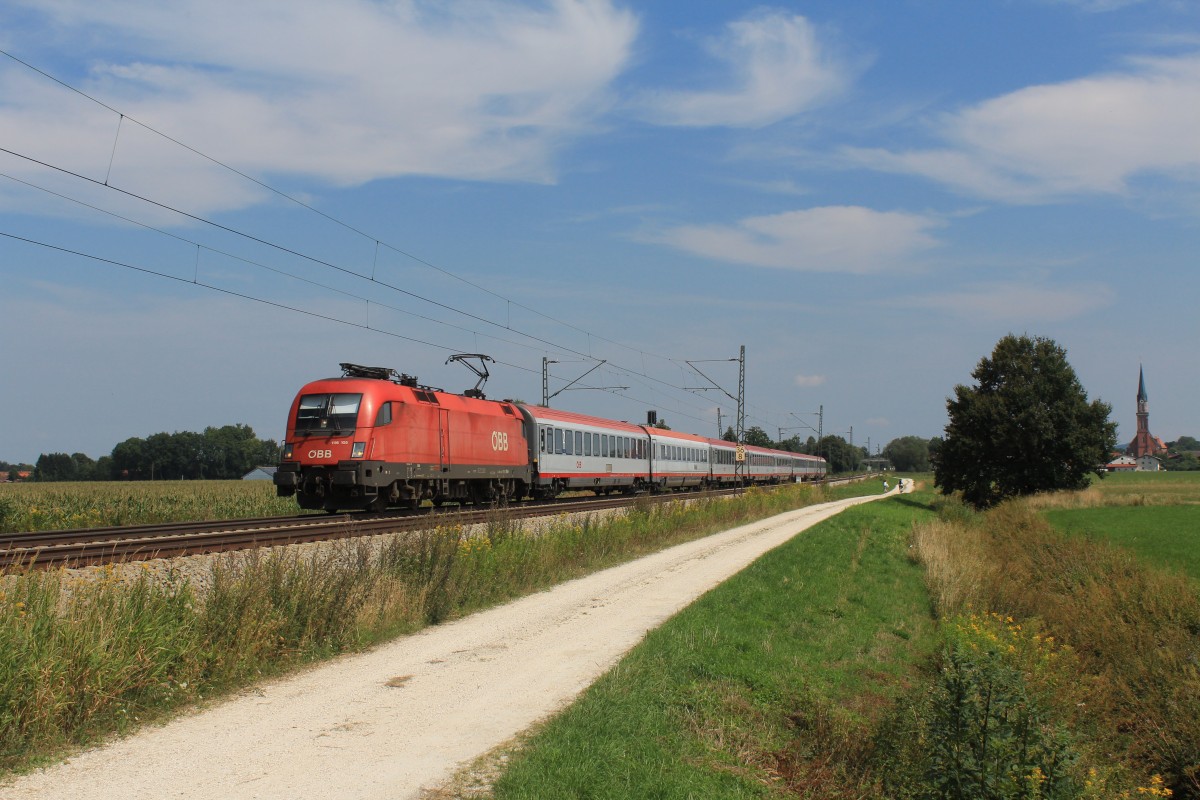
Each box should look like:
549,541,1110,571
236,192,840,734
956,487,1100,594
1044,505,1200,580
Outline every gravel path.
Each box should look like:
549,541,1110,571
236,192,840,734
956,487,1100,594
5,490,891,800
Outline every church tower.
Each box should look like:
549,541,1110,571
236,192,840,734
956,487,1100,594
1127,366,1165,458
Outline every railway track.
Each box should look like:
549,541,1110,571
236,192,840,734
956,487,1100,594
0,477,862,570
0,492,681,569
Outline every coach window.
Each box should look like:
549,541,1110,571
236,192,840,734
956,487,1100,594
573,430,581,455
554,428,564,455
565,429,574,455
539,427,546,454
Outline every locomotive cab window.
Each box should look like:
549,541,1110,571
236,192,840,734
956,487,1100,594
374,402,392,426
295,393,362,433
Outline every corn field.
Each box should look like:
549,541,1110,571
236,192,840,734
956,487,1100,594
0,481,304,533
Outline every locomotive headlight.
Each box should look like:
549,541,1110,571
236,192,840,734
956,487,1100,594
282,442,294,460
351,442,366,459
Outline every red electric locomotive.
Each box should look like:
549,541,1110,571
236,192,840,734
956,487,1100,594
276,362,828,511
273,364,532,511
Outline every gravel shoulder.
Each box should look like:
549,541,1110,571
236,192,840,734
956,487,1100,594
5,490,892,800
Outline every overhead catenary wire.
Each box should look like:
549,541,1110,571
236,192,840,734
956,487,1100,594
0,47,815,439
0,46,657,365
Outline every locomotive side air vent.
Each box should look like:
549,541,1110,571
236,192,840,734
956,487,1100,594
501,405,515,416
413,389,441,404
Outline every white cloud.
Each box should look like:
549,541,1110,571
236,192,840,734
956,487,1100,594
793,374,826,388
0,0,638,216
633,10,852,128
889,282,1115,322
648,206,942,273
846,54,1200,202
1046,0,1150,10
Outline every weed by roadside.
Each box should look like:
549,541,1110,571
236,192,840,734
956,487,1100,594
908,496,1199,798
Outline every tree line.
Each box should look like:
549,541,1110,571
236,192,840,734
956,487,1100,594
28,425,279,482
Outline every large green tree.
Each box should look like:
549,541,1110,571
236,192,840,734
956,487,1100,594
934,334,1116,509
815,435,865,473
882,436,931,472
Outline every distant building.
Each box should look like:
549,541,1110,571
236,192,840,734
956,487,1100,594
1136,455,1163,472
1125,366,1167,460
242,466,278,481
1104,455,1137,472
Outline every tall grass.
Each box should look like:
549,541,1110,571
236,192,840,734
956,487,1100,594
909,497,1200,798
0,481,867,775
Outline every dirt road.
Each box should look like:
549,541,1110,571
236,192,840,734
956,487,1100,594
5,491,890,799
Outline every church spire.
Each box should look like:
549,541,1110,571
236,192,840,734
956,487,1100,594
1128,364,1162,459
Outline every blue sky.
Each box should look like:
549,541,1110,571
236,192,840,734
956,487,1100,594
2,0,1197,464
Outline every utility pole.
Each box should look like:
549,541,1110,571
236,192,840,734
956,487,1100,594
717,408,723,439
542,357,626,407
685,345,746,482
737,345,745,447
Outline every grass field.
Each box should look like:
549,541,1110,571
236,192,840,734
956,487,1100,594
486,492,939,799
468,476,1200,799
1035,470,1200,581
1044,505,1200,581
1087,469,1200,503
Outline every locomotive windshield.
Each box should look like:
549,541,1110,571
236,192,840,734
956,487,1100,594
295,393,362,433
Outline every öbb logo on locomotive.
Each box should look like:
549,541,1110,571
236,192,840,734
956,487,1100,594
273,362,827,512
